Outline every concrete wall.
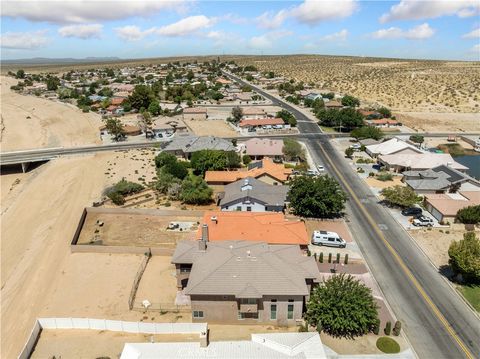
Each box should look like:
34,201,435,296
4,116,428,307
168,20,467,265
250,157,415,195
190,295,304,326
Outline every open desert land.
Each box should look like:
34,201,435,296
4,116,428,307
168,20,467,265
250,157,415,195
183,118,237,137
0,148,162,358
235,55,480,131
0,75,102,151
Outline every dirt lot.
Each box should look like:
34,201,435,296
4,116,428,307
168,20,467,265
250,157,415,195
183,118,237,137
76,211,201,247
135,256,179,307
1,76,102,151
321,332,409,355
409,225,479,268
30,329,198,359
396,112,480,133
365,176,404,189
236,55,480,114
0,149,169,358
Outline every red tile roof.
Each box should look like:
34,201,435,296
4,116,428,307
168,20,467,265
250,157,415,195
197,211,309,245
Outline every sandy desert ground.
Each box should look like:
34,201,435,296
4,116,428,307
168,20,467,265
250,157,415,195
0,149,161,358
236,55,480,132
0,76,102,151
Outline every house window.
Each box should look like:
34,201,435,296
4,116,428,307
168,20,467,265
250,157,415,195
242,298,256,304
236,206,241,211
246,206,252,212
287,304,294,319
193,310,204,319
271,304,277,320
239,312,258,320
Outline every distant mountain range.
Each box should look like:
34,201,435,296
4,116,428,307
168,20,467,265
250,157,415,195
1,57,122,65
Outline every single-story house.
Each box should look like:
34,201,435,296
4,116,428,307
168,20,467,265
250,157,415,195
217,177,289,212
149,117,188,138
304,93,322,101
424,191,480,222
205,158,292,186
235,92,253,102
378,153,469,173
241,107,266,119
120,332,327,359
324,100,343,109
172,237,319,324
163,135,236,159
183,107,207,121
403,165,480,195
239,118,285,132
366,138,423,158
245,138,284,160
110,97,126,106
195,211,308,246
216,77,232,85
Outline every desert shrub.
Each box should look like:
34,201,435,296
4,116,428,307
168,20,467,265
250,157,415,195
384,321,392,335
373,319,380,335
376,172,393,181
107,191,125,205
111,179,144,195
393,321,402,336
180,175,213,205
155,152,177,168
456,205,480,224
242,154,252,165
381,186,422,208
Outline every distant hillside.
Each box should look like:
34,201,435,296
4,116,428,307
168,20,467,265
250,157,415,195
1,57,122,65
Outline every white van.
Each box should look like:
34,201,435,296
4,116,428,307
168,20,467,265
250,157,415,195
311,230,346,248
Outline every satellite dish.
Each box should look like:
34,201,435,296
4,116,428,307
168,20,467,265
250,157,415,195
142,300,151,309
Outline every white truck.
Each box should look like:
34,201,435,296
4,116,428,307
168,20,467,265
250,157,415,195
311,230,346,248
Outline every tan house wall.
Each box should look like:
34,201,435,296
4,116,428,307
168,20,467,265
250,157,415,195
190,294,304,325
256,174,283,186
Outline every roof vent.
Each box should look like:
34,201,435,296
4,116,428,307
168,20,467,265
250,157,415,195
246,250,251,257
211,216,217,224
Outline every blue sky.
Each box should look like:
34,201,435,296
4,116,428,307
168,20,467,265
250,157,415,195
1,0,479,61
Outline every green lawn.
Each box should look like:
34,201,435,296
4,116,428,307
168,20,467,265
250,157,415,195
376,337,400,354
319,126,338,133
458,285,480,311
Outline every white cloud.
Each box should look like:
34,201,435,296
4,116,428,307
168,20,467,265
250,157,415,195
291,0,357,25
322,29,348,41
156,15,215,37
58,24,102,39
372,23,435,40
115,25,155,41
0,30,49,49
462,28,480,39
255,0,357,29
248,30,292,49
256,10,289,29
380,0,480,23
2,0,187,24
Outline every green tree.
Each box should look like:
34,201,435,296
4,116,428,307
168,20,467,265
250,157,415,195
456,205,480,225
128,85,154,110
163,160,188,180
377,107,392,118
155,171,180,194
345,147,354,158
276,109,297,127
16,69,25,79
190,150,240,176
380,185,422,208
242,154,252,165
148,100,161,116
409,135,424,144
448,232,480,283
155,152,177,168
288,175,347,218
180,175,213,204
341,95,360,107
104,118,125,141
232,107,243,122
316,108,364,130
46,76,60,91
305,274,379,338
282,139,306,161
351,126,384,140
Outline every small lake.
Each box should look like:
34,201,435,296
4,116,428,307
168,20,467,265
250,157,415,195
455,155,480,179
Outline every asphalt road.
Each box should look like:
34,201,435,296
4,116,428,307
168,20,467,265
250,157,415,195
224,71,480,359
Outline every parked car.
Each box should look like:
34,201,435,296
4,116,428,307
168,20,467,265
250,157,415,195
311,230,346,248
412,216,434,227
317,165,325,172
306,169,318,176
401,207,422,216
350,143,362,151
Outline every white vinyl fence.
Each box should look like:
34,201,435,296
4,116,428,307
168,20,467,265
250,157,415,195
19,317,207,359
